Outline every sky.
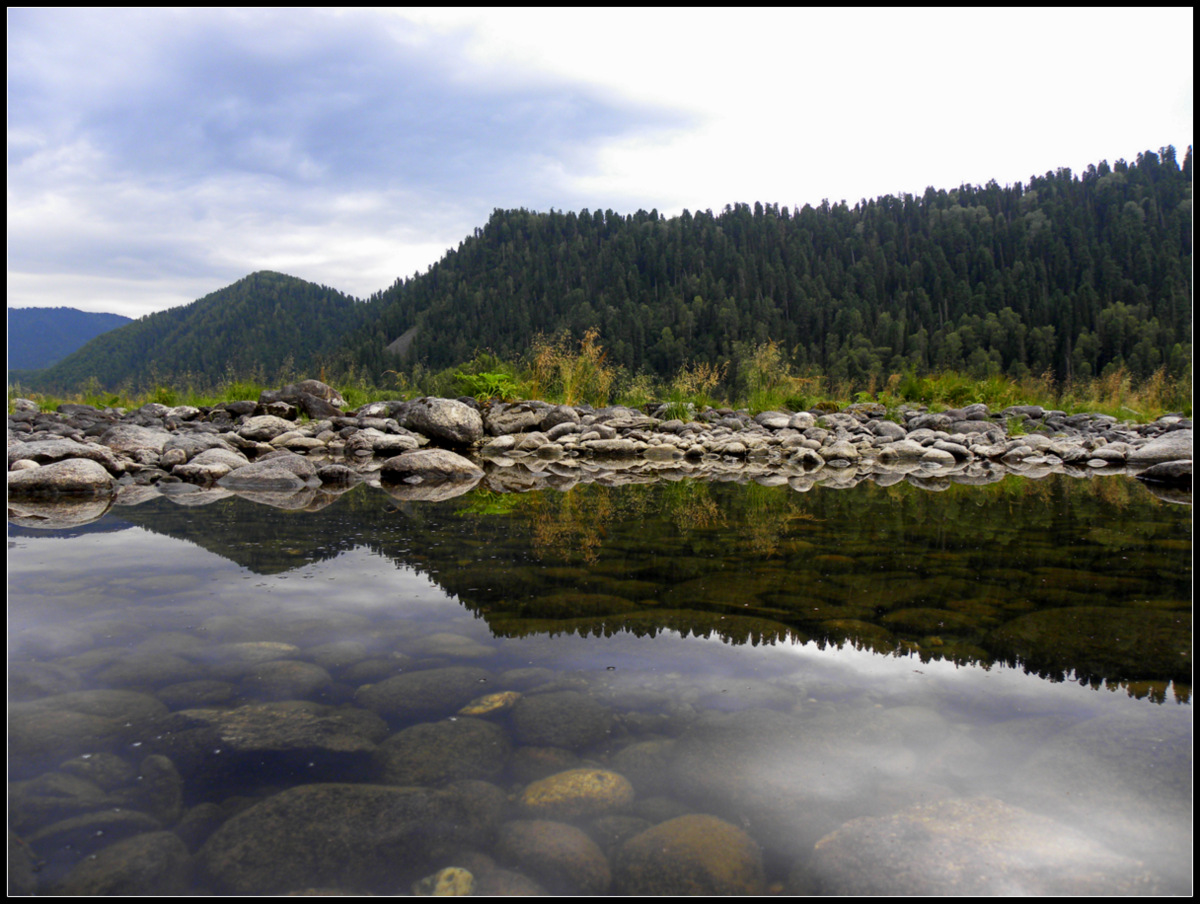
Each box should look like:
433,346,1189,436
7,7,1193,319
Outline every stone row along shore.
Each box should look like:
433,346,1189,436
7,379,1192,508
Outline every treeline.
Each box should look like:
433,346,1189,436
16,271,371,393
335,146,1191,389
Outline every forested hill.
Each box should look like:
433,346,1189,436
18,271,368,392
7,307,132,371
336,146,1191,386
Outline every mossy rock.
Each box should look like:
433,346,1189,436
614,814,765,895
518,768,635,819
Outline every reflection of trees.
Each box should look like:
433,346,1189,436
101,472,1190,696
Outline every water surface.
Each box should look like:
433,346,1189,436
8,472,1192,894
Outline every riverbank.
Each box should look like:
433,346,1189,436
8,380,1192,521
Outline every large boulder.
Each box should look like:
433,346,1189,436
197,783,499,894
1127,430,1191,465
7,459,115,498
379,449,483,483
399,397,484,446
7,439,123,472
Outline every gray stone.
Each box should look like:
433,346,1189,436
98,424,171,454
1135,459,1190,486
237,415,296,442
1127,430,1191,465
7,458,115,497
356,666,494,724
511,691,613,750
197,783,498,894
379,449,484,483
401,397,485,446
149,701,388,789
375,717,511,785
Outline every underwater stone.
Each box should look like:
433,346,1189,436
494,819,611,895
510,690,613,749
355,666,494,724
807,797,1159,895
54,830,192,896
518,768,635,820
375,717,511,786
614,814,765,895
198,783,495,894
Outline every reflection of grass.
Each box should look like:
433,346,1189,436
455,488,524,518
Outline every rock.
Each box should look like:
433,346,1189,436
9,690,168,780
54,830,192,895
1135,459,1190,486
806,797,1158,895
580,438,642,456
148,701,387,791
98,424,171,455
9,831,39,895
495,819,611,895
374,718,511,785
8,438,124,472
7,458,115,497
218,465,308,491
753,411,791,429
614,814,765,895
412,866,475,896
878,439,929,461
1127,429,1191,464
517,768,635,819
197,783,498,894
400,397,484,446
821,439,860,462
510,690,613,749
379,449,483,483
237,415,297,442
484,402,547,436
355,666,493,725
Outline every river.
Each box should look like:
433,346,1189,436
8,469,1192,894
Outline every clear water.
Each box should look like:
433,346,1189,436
8,471,1192,894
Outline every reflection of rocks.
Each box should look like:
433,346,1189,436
197,783,500,894
805,797,1158,895
614,814,765,895
7,494,114,528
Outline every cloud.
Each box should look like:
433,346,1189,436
7,8,689,315
6,8,1192,319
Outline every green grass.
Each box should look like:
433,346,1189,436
8,355,1191,424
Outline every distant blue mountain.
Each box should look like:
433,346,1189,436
8,307,133,371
